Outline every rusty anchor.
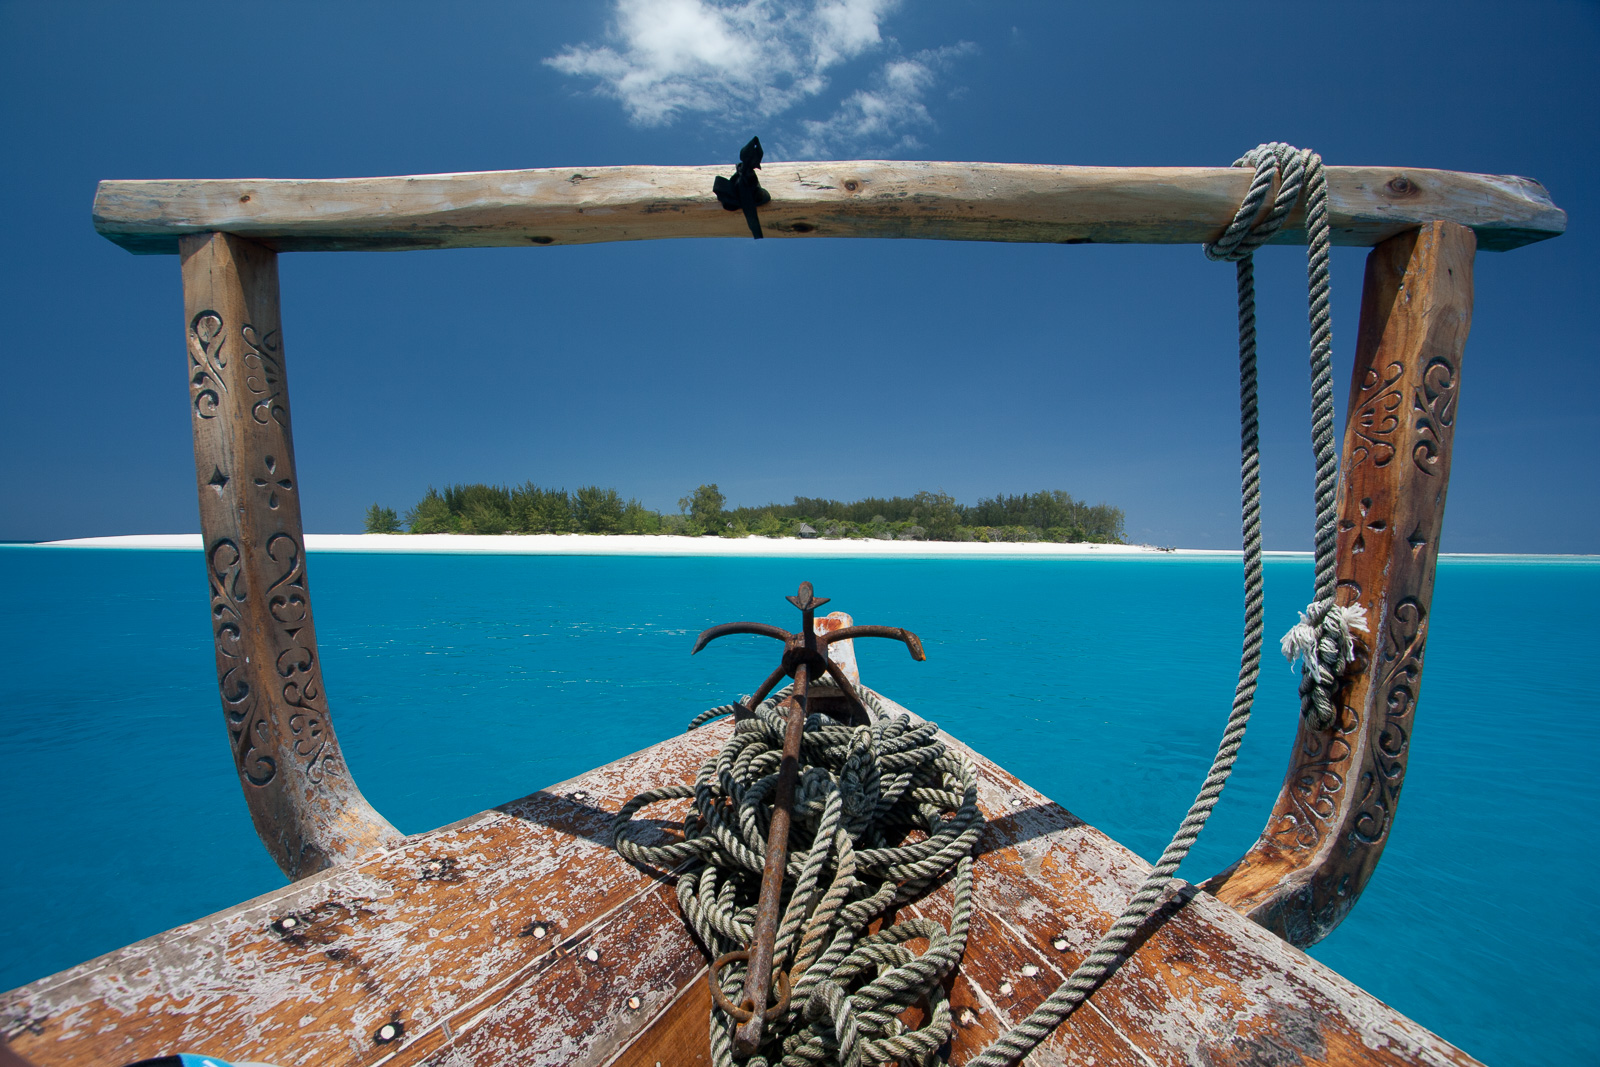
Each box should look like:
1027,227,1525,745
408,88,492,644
694,582,925,1055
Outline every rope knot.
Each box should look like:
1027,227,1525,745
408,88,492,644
1281,599,1369,730
1203,142,1322,263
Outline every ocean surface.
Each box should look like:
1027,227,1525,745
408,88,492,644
2,546,1596,1063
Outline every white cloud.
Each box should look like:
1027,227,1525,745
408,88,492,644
547,0,896,126
546,0,972,156
794,44,973,157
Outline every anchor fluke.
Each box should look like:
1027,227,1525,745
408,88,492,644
690,621,792,655
820,624,926,661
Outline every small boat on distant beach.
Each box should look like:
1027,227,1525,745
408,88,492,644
0,147,1567,1066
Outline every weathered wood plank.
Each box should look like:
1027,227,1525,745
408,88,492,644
925,733,1482,1066
0,725,718,1067
420,885,704,1067
1,700,1482,1067
919,904,1150,1064
95,162,1564,255
604,977,713,1067
179,231,402,879
1206,221,1476,947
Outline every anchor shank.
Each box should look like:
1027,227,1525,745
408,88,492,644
734,661,809,1054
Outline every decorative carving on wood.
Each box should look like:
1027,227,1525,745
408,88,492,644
1345,360,1405,470
1204,221,1475,947
1412,357,1458,476
188,310,228,419
242,323,287,428
208,536,273,787
1269,703,1356,849
179,232,401,879
1350,597,1426,848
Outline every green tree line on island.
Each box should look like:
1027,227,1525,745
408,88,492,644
365,483,1126,544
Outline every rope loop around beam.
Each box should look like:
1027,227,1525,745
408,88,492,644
1204,142,1313,262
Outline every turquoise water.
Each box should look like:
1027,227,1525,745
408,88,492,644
2,547,1596,1063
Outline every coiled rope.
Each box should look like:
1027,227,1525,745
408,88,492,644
612,143,1361,1065
615,685,983,1066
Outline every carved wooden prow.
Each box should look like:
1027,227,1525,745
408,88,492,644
180,232,402,879
1204,220,1476,946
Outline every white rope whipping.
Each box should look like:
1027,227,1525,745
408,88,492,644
1281,601,1368,696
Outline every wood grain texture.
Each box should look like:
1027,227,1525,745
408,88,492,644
1206,222,1476,947
1,694,1483,1067
94,162,1564,255
179,232,403,879
0,725,719,1067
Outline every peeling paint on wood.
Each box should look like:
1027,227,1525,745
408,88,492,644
1,700,1481,1066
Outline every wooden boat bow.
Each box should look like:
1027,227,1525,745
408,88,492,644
0,694,1489,1067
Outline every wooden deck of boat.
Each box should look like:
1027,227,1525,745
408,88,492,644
1,706,1481,1067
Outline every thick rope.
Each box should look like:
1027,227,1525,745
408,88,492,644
615,685,984,1066
687,702,748,731
612,142,1357,1065
1206,142,1366,730
958,145,1304,1067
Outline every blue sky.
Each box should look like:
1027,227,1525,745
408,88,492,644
0,1,1594,551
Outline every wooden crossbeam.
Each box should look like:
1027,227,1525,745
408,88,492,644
94,161,1564,255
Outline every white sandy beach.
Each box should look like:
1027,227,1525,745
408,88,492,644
28,537,1589,563
36,533,1243,559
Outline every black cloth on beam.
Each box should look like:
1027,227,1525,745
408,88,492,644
713,136,771,239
